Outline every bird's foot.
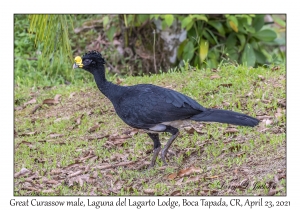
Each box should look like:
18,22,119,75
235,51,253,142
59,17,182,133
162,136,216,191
148,146,161,169
161,148,176,166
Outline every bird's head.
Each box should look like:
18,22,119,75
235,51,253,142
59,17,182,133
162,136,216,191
73,50,106,73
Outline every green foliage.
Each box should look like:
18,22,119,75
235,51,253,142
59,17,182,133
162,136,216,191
29,15,73,61
14,15,91,87
177,14,285,68
14,14,285,87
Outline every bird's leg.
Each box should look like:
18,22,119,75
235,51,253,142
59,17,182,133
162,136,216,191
161,126,179,165
147,133,161,168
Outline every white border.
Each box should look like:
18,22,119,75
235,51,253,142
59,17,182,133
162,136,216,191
3,0,297,209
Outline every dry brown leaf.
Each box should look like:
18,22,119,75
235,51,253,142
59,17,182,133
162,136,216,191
210,74,221,80
143,189,156,195
218,83,232,88
178,166,202,177
54,94,62,102
184,126,206,135
19,131,37,137
23,98,37,106
89,124,100,132
30,104,41,114
43,99,59,105
224,128,239,134
87,134,109,141
41,189,56,194
268,189,276,196
68,170,83,178
256,115,273,120
46,180,59,185
15,106,24,111
18,141,33,147
122,129,138,136
14,168,31,178
167,172,178,180
49,133,64,138
185,175,201,183
205,175,219,179
170,190,181,196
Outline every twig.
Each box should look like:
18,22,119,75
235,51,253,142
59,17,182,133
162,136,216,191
153,30,157,73
96,161,136,170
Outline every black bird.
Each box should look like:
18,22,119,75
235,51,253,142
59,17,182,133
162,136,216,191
73,51,259,167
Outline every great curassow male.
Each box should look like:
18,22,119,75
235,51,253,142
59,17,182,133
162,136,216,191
73,51,259,168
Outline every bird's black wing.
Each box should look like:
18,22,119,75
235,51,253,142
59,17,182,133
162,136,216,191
114,84,206,129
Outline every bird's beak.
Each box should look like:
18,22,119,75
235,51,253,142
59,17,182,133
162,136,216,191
73,56,83,69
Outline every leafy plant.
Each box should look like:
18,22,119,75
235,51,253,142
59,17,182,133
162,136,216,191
177,14,284,68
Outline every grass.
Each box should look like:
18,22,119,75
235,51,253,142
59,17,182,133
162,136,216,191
14,63,286,196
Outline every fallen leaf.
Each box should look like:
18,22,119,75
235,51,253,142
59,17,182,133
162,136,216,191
67,170,83,178
167,173,178,180
43,99,59,105
184,126,206,135
45,180,59,185
17,141,35,149
54,94,62,102
256,115,273,120
15,106,24,111
14,168,31,178
218,84,232,88
89,124,100,132
41,189,56,194
30,104,41,114
87,134,109,141
19,131,37,137
170,190,181,196
178,166,202,177
143,189,156,195
210,74,221,80
205,175,219,179
224,128,239,134
23,98,37,107
185,175,201,183
49,133,64,138
268,189,276,196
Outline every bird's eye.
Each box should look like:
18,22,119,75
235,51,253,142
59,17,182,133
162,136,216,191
83,59,92,65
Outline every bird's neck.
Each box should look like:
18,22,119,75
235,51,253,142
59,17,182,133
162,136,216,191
92,65,124,102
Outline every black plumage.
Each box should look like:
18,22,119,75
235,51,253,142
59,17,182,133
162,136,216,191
73,51,259,167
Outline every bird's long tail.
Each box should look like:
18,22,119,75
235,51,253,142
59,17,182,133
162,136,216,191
190,109,259,127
